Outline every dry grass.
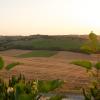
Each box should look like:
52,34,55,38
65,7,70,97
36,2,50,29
0,49,98,92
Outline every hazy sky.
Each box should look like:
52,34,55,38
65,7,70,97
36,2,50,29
0,0,100,35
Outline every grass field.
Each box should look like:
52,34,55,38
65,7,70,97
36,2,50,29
17,50,58,58
0,35,85,51
13,37,84,51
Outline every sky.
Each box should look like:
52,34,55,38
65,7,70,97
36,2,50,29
0,0,100,36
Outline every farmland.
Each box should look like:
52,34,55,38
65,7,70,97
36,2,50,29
0,49,97,92
0,34,99,96
17,50,58,58
0,35,85,51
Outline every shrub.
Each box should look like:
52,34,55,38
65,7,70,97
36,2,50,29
0,74,64,100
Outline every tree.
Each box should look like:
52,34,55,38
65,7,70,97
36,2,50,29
81,31,99,54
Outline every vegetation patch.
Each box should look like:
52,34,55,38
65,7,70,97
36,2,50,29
0,35,85,51
6,62,21,70
71,60,92,70
0,57,4,69
0,74,64,100
16,50,58,58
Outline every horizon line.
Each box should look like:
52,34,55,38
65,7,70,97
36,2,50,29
0,33,98,37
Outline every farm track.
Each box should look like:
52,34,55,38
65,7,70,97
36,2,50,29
0,49,98,91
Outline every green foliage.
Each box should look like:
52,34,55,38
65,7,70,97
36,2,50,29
6,62,21,70
82,88,91,100
15,82,26,94
82,86,100,100
38,80,63,93
18,94,33,100
90,87,100,100
71,60,92,70
89,32,97,40
95,62,100,70
81,44,94,54
0,74,63,100
81,31,99,53
17,50,57,58
0,57,4,70
49,95,64,100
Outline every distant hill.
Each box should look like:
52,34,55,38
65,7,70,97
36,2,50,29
0,35,88,51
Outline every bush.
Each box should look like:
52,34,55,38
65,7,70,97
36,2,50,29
0,74,64,100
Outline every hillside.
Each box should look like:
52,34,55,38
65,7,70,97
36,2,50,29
0,35,86,51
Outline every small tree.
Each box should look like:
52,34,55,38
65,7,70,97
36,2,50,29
81,31,99,54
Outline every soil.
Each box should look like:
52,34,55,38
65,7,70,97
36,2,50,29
0,49,98,92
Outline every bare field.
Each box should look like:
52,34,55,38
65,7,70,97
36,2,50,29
0,49,98,91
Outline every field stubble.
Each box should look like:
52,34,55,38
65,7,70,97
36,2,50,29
0,49,97,92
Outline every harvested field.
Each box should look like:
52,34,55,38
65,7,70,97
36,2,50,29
0,49,98,92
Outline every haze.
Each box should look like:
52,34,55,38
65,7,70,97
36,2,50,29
0,0,100,36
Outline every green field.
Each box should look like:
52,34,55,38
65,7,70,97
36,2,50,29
12,36,85,52
17,50,58,58
0,35,85,52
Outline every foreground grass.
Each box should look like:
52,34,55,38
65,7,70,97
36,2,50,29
16,50,58,58
0,74,63,100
